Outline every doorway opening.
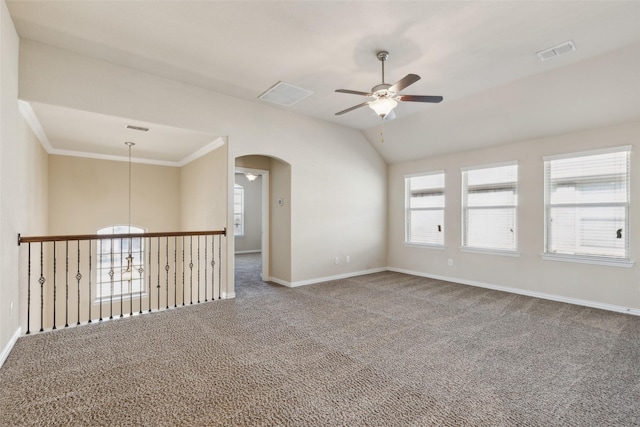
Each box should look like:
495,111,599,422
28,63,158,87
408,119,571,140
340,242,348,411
234,166,269,290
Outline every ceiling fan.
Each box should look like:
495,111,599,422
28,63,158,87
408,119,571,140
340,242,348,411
335,51,443,120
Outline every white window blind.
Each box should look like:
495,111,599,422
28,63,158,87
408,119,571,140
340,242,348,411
462,162,518,252
233,184,244,236
405,172,445,246
544,147,630,262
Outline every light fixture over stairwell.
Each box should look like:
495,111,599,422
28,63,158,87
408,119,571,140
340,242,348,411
246,172,259,182
122,141,135,282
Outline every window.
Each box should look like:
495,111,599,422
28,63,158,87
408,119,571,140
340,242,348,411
544,146,631,266
233,184,244,236
405,172,445,246
96,225,145,299
462,162,518,254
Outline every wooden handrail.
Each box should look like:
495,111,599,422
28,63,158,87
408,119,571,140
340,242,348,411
18,228,227,244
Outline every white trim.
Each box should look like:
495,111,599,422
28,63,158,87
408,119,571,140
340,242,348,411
460,247,521,257
177,137,226,167
404,169,445,179
270,268,387,288
18,100,54,152
235,250,261,254
222,291,236,299
460,160,518,172
387,267,640,316
404,242,446,250
543,145,632,161
541,253,634,268
18,100,226,167
0,328,21,368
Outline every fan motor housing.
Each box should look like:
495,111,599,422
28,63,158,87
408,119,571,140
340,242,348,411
372,84,392,97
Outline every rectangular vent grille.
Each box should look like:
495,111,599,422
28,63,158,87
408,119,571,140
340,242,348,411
258,81,313,107
127,125,149,132
537,40,576,61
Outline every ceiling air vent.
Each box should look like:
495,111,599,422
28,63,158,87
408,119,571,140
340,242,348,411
126,125,149,132
537,40,576,61
258,81,313,107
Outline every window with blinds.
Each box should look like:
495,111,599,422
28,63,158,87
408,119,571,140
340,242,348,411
462,162,518,253
233,184,244,236
405,172,445,246
544,146,630,264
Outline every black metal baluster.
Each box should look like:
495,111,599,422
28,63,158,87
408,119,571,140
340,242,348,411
99,241,103,321
182,236,185,306
197,236,201,304
39,242,45,332
119,238,124,318
109,238,114,320
53,241,57,330
218,234,222,299
204,235,208,302
27,243,31,335
129,237,134,317
189,236,193,305
65,241,69,328
211,234,216,301
157,237,161,310
88,240,92,323
76,240,82,326
148,237,152,313
174,236,177,308
165,237,169,309
138,238,144,314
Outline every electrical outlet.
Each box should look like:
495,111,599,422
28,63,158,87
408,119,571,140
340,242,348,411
346,256,350,263
334,256,339,265
448,259,453,266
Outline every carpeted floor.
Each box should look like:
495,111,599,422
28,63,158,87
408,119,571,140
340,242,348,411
1,253,639,426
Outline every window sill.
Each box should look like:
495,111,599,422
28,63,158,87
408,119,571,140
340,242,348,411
404,242,445,250
541,254,634,268
460,247,520,257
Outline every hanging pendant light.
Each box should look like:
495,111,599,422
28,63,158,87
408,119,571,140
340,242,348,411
122,142,135,282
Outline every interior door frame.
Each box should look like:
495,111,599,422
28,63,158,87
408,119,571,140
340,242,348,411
235,167,270,280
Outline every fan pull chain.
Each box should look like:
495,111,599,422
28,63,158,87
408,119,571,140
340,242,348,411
380,119,385,143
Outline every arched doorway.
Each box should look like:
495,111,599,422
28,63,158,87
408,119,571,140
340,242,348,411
234,155,291,294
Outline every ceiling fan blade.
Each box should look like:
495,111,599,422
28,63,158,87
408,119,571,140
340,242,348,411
398,95,443,103
335,101,370,116
389,74,420,93
335,89,371,96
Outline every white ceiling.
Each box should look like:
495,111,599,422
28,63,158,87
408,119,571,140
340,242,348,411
7,1,640,164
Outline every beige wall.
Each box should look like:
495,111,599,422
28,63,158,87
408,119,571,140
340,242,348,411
270,158,292,283
19,41,388,288
388,121,640,311
48,155,180,235
180,144,227,231
1,0,49,361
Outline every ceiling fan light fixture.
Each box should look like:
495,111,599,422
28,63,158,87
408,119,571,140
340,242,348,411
369,98,397,118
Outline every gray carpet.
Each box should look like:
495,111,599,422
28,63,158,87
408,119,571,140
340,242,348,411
1,253,639,426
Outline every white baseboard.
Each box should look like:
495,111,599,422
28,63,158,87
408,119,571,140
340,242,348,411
269,268,387,288
387,267,640,316
234,250,261,255
0,327,21,368
222,292,236,299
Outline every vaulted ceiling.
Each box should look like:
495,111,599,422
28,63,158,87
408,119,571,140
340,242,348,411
7,1,640,164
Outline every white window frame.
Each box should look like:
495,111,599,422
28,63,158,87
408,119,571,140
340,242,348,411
233,184,244,237
404,171,445,248
461,161,519,256
542,146,632,267
96,225,146,301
